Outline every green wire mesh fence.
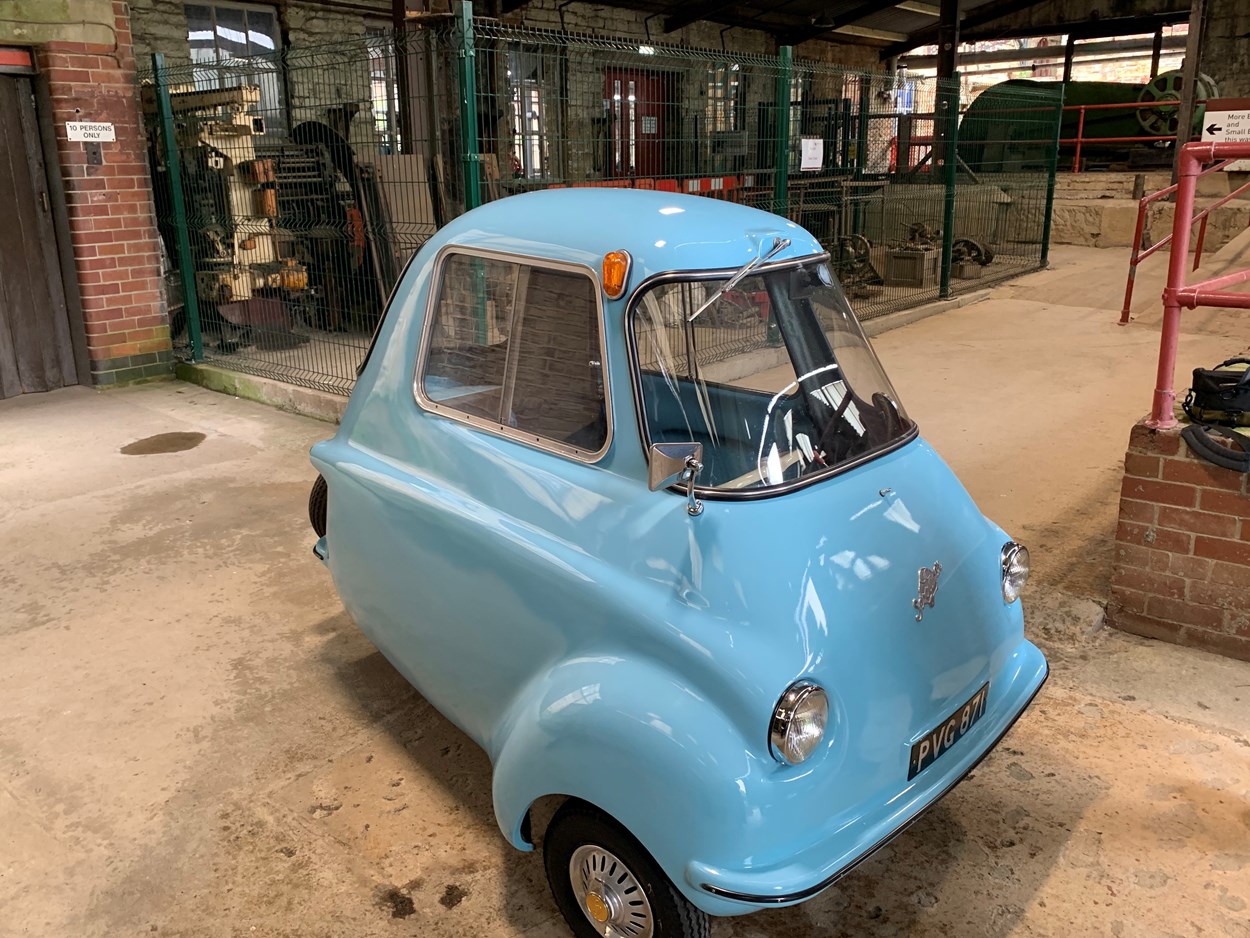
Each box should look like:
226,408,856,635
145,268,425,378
139,12,1061,395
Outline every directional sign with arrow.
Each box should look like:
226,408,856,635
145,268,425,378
1200,98,1250,169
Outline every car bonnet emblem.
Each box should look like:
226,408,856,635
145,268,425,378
912,562,942,621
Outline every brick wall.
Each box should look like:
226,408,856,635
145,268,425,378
1108,420,1250,662
38,1,171,386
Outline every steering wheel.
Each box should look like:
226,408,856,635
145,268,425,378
813,385,864,465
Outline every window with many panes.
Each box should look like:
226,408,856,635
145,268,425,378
186,2,286,135
508,45,561,179
420,253,608,457
705,62,742,133
366,25,399,153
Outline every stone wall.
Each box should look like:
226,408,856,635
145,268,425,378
126,0,877,70
1108,420,1250,662
1200,0,1250,99
129,0,387,63
0,0,117,46
502,0,877,70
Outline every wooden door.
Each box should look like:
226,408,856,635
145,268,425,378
0,75,76,398
603,69,668,178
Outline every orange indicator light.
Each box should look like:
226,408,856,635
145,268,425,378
602,250,631,299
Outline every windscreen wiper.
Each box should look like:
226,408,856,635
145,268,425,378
687,236,791,322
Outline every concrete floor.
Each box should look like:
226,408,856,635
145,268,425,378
3,245,1250,938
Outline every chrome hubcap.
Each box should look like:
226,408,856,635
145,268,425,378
569,844,653,938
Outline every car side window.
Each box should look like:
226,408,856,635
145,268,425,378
423,254,516,420
421,252,608,455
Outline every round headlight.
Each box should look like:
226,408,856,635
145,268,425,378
769,681,828,765
1001,542,1030,604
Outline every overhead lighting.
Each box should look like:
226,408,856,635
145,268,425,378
638,45,656,55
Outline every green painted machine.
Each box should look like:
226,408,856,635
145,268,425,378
959,71,1220,173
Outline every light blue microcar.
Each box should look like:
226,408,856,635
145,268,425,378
309,189,1048,938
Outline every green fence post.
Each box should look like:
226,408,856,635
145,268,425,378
1039,85,1065,269
773,46,792,217
855,77,870,177
152,52,203,361
938,75,960,300
456,1,481,213
455,2,486,343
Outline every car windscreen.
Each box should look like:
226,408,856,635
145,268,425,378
630,257,914,493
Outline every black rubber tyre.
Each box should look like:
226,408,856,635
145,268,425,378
543,800,709,938
308,474,328,538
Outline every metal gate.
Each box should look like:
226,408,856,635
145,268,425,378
0,74,76,398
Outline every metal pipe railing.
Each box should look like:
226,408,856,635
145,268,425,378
1120,159,1250,323
1147,141,1250,429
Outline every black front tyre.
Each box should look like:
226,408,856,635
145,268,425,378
543,801,710,938
308,474,327,538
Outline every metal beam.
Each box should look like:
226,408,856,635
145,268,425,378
833,24,909,42
663,0,739,33
900,34,1186,68
877,0,1041,57
886,8,1191,57
935,0,959,79
782,1,897,46
1172,0,1206,181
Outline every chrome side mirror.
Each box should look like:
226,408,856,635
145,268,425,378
648,442,705,516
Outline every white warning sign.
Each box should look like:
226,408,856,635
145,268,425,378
66,121,116,142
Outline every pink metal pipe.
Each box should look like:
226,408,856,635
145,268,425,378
1178,289,1250,307
1147,141,1250,427
1119,160,1244,322
1191,176,1250,269
1176,265,1250,298
1148,145,1204,427
1149,300,1185,429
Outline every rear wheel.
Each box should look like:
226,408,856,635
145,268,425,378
543,801,709,938
308,474,327,538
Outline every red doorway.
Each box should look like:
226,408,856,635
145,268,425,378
603,69,670,178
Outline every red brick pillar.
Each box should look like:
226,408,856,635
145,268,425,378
37,1,171,386
1109,420,1250,661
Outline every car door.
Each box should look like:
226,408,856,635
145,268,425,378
325,249,621,750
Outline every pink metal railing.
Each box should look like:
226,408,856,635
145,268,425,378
1119,159,1250,323
1147,141,1250,429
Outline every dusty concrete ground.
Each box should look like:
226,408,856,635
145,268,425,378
2,245,1250,938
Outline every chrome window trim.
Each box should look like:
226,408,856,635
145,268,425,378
624,253,919,501
413,244,613,464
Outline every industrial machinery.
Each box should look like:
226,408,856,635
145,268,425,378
144,85,313,349
145,84,394,350
833,233,884,298
959,71,1220,173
